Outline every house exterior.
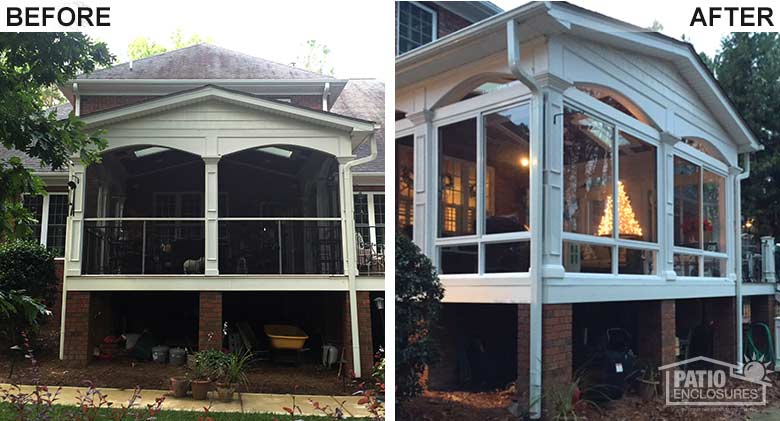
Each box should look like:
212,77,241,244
7,44,385,378
396,1,775,416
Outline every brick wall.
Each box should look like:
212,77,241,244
427,304,458,389
749,295,776,354
62,291,91,366
707,297,737,363
542,304,573,391
198,292,223,350
434,4,472,38
80,95,154,115
516,303,530,396
637,300,676,368
342,291,374,377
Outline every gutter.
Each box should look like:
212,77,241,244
507,19,544,419
735,153,751,370
339,132,378,378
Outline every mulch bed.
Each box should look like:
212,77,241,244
0,352,357,396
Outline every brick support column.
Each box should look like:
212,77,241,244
427,304,458,389
62,291,91,366
342,291,374,377
198,292,222,350
542,304,572,391
637,300,677,368
516,304,530,397
751,295,776,327
707,297,737,363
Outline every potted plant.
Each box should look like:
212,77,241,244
170,375,190,398
191,349,228,400
635,362,660,400
215,351,253,403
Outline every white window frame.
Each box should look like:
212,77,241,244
561,93,662,279
672,143,730,280
396,1,438,55
353,191,385,248
22,192,69,259
433,99,533,276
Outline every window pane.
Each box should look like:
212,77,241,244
563,108,614,236
440,244,477,274
484,104,530,234
374,194,385,225
617,132,656,242
563,241,612,273
674,254,699,277
397,2,434,54
47,195,69,257
618,248,655,275
397,135,414,238
485,242,530,273
439,119,477,237
703,256,726,277
702,171,725,252
353,193,370,246
674,157,701,248
22,195,43,241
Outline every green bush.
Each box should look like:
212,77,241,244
0,239,58,304
395,233,444,401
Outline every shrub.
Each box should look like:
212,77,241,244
395,233,444,401
0,240,58,304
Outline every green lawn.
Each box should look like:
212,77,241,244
0,403,370,420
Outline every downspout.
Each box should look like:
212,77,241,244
322,82,331,111
735,152,750,369
340,131,378,378
507,20,545,419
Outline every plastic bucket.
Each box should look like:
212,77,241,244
124,333,142,350
169,347,186,366
151,345,170,364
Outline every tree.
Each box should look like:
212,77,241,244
170,28,212,49
396,234,444,401
128,36,167,60
647,20,664,32
0,33,113,239
295,39,335,76
703,33,780,237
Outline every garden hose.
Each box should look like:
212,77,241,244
744,322,774,364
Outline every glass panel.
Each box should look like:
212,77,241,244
218,220,342,275
397,2,434,54
702,171,726,253
563,108,614,236
439,119,477,237
440,244,478,274
374,194,385,225
563,241,612,273
618,248,655,275
485,242,530,273
397,135,414,238
46,195,69,257
22,195,43,241
484,104,530,234
674,254,699,277
616,132,656,242
703,256,727,277
674,157,701,249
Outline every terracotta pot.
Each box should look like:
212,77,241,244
637,379,658,400
191,379,211,400
215,382,236,403
170,377,190,398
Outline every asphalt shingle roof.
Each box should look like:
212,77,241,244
331,79,385,173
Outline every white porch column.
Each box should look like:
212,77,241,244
660,132,680,280
65,157,85,277
407,110,435,258
337,155,362,378
204,157,219,276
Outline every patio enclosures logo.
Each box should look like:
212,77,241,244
661,356,771,406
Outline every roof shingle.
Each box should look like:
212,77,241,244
331,79,385,173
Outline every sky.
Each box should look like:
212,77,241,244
78,0,393,79
492,0,731,58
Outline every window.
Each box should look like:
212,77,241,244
353,192,385,250
21,193,69,257
563,106,658,275
673,156,727,277
396,135,414,237
396,1,436,55
437,103,531,275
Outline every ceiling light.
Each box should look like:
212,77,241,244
256,146,293,158
134,147,169,158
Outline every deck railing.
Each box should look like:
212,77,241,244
356,227,384,276
742,234,777,283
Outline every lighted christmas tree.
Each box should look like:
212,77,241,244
597,181,643,237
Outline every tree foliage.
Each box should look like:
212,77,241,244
396,234,444,401
0,33,113,241
703,33,780,236
295,39,335,76
0,240,58,304
128,29,213,60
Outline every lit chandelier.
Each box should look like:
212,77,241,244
597,181,643,237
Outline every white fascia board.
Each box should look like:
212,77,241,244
80,86,377,134
63,79,348,100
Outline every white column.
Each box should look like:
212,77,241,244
204,157,219,276
660,132,680,281
65,157,85,277
337,155,362,377
407,110,435,259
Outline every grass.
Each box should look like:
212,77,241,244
0,402,370,420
